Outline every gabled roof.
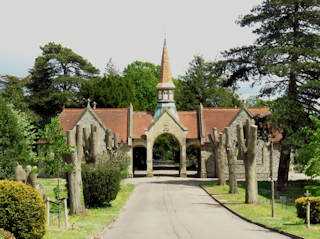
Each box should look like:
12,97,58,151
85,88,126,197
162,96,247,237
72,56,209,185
59,107,128,143
59,106,273,144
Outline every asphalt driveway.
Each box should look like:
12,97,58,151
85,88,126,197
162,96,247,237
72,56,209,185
100,177,290,239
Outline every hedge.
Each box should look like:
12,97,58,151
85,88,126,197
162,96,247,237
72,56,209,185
295,196,320,224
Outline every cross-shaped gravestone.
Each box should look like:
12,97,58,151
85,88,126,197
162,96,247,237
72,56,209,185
304,190,311,229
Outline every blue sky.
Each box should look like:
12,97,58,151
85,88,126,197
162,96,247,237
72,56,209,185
0,0,262,98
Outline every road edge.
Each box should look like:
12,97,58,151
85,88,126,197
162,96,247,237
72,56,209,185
199,185,304,239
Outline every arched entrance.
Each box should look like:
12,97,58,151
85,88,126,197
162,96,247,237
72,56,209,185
133,146,147,172
152,134,180,176
186,145,200,177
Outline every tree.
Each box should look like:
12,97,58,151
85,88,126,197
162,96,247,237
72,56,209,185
123,61,160,111
79,74,135,108
27,42,99,127
38,117,75,221
175,56,242,111
0,75,39,123
245,96,273,108
215,0,320,191
225,127,239,194
297,115,320,178
0,97,38,179
237,120,258,204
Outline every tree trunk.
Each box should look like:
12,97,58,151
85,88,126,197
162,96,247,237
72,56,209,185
237,120,258,204
212,128,226,186
225,127,238,194
277,143,291,192
67,125,84,215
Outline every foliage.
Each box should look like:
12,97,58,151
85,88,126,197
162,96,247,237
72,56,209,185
297,116,320,178
0,180,46,239
215,0,320,190
175,56,242,110
27,42,99,127
123,61,160,111
0,229,15,239
0,75,38,123
304,186,320,197
153,134,180,163
82,163,121,208
79,74,135,108
96,149,130,179
38,117,74,177
0,97,38,180
245,96,273,108
295,196,320,224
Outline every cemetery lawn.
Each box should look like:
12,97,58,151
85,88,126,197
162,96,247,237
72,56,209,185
38,178,134,239
202,180,320,239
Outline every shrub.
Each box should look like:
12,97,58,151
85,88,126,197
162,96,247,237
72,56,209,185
304,185,320,197
82,163,121,208
295,196,320,224
0,229,15,239
0,180,46,239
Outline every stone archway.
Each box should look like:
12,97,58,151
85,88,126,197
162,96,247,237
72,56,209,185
186,144,201,177
145,111,188,177
152,133,181,176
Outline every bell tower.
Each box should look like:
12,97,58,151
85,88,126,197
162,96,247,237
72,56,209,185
154,39,179,120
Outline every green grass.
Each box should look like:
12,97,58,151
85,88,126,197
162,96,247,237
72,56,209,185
202,181,320,239
38,178,134,239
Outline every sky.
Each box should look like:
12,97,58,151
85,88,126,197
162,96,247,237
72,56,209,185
0,0,263,99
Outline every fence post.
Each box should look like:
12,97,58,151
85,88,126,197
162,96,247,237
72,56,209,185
64,198,69,229
46,198,50,227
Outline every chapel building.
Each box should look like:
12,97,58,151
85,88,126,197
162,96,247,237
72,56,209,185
59,41,280,178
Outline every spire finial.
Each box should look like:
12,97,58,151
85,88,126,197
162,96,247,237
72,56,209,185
87,98,91,108
93,101,97,109
164,33,167,47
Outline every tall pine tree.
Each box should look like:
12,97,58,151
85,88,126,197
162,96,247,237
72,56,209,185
216,0,320,191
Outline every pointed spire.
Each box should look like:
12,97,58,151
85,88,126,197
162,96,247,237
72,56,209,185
157,39,175,89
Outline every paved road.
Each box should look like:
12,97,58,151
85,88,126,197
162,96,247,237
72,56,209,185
100,177,289,239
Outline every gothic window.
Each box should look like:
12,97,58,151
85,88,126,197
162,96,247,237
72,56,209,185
158,91,163,100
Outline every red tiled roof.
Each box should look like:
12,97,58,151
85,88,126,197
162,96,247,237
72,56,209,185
133,111,154,138
59,108,85,134
59,108,128,143
178,111,199,138
203,108,240,141
94,108,128,143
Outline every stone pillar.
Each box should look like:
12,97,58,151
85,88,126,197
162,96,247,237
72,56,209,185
200,147,207,178
127,147,133,178
180,140,187,177
146,139,153,177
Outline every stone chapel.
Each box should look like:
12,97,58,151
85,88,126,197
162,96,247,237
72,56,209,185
59,41,280,179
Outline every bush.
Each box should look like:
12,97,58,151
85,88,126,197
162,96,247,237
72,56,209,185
295,196,320,224
82,163,121,208
304,185,320,197
0,229,15,239
0,180,46,239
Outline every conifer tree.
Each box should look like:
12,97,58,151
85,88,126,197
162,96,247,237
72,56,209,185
216,0,320,191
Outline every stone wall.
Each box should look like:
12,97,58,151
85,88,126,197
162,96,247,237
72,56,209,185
204,109,280,180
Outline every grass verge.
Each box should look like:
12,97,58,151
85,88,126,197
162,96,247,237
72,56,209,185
202,181,320,239
38,178,134,239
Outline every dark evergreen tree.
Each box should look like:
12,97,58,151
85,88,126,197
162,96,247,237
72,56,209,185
27,42,99,127
175,56,242,111
215,0,320,191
